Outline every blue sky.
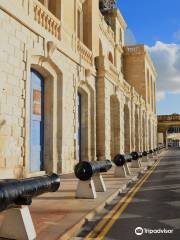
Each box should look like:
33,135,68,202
117,0,180,115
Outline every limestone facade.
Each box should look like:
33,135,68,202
0,0,157,178
158,114,180,147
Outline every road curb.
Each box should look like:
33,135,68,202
58,166,149,240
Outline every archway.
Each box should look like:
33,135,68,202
77,88,88,161
99,40,103,56
110,96,120,159
167,126,180,148
124,104,130,153
30,70,45,172
158,114,180,148
135,107,139,151
108,52,113,64
148,118,152,150
28,56,63,174
143,114,146,151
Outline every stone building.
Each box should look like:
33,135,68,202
158,114,180,147
0,0,157,179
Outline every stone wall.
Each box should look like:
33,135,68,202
0,0,157,178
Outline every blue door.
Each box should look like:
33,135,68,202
77,93,82,161
30,70,44,172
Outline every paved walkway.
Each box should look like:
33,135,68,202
0,158,156,240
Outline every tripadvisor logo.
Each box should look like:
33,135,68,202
135,227,143,236
135,227,174,235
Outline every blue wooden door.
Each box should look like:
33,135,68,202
77,93,82,161
30,70,44,172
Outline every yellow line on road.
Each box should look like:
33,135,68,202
85,159,161,240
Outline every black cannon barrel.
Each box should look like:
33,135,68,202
74,160,112,181
0,173,60,212
158,144,164,150
113,154,132,167
149,149,153,154
131,152,142,160
142,151,148,157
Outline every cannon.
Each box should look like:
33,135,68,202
148,149,158,162
0,174,60,212
113,154,132,166
153,148,158,156
148,149,154,158
158,144,165,152
0,174,60,240
74,160,112,181
113,154,132,177
142,151,148,157
131,152,142,160
131,152,142,168
74,160,112,199
141,151,149,163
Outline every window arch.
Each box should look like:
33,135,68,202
119,28,122,43
108,52,113,64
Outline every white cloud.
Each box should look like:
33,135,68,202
148,41,180,101
156,91,165,102
173,30,180,41
125,28,136,45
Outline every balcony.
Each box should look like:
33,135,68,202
99,12,114,44
108,60,118,75
123,80,131,94
77,40,93,65
32,0,61,40
132,88,140,104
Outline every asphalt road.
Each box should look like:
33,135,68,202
105,149,180,240
77,149,180,240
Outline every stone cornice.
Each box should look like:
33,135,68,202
111,8,127,30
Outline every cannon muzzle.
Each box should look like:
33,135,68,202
131,152,142,160
142,151,148,156
113,154,132,166
74,160,112,181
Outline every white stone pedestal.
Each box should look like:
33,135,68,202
76,179,96,199
131,160,141,168
0,206,36,240
114,165,127,178
93,173,106,192
124,162,131,175
142,156,148,162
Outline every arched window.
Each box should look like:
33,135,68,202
30,69,45,172
108,52,113,64
119,28,122,43
99,40,103,56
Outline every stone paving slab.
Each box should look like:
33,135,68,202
0,160,157,240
